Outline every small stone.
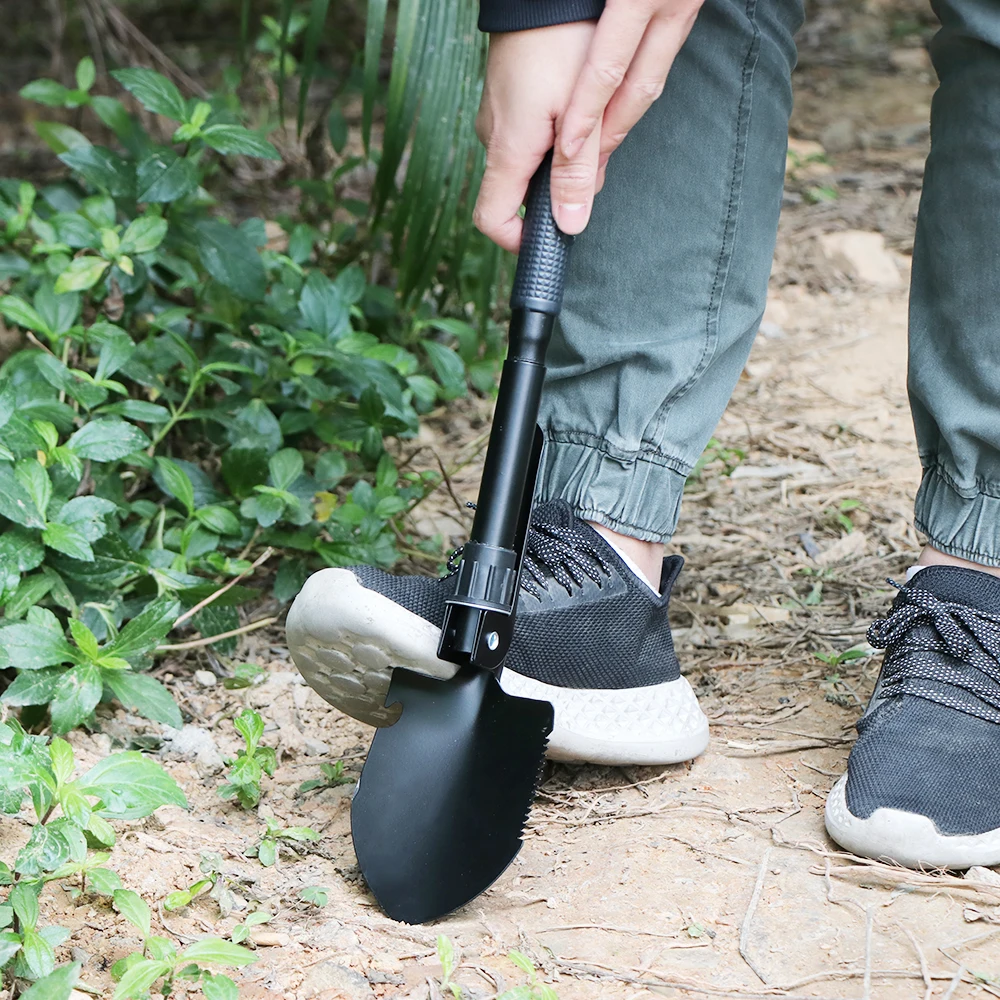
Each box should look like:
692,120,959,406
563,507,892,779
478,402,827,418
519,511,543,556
818,230,902,289
965,866,1000,887
160,725,225,777
303,738,330,757
299,962,372,1000
888,46,931,73
194,670,217,688
251,931,291,947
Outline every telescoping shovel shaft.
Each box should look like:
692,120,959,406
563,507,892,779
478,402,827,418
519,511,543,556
350,155,572,924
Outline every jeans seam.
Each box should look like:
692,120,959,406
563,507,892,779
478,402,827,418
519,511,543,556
643,0,763,453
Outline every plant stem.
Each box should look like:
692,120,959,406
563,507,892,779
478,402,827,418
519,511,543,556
156,616,277,652
171,547,274,630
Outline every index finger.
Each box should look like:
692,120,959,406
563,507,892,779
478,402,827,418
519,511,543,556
559,4,653,159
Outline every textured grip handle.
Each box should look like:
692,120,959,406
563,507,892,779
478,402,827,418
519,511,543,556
510,152,572,314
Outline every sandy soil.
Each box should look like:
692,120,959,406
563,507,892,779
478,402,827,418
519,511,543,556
7,3,1000,999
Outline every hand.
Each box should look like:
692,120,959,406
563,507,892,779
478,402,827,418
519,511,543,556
474,0,704,252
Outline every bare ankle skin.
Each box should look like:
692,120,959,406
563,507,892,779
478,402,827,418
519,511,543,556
916,545,1000,580
588,522,664,588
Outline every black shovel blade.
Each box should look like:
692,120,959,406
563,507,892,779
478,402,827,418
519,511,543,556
351,665,553,924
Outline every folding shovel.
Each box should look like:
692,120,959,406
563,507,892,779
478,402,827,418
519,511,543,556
351,154,572,924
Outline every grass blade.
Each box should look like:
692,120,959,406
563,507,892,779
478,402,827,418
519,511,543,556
362,0,388,155
276,0,295,117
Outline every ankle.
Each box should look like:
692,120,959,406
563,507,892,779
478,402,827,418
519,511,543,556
916,546,1000,580
587,522,664,589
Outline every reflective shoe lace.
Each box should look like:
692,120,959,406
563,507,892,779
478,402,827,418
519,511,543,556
446,509,615,600
867,580,1000,724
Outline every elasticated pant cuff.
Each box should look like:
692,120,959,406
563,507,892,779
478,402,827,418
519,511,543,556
914,465,1000,568
537,433,688,543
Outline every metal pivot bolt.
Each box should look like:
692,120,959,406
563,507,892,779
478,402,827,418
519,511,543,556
485,632,500,651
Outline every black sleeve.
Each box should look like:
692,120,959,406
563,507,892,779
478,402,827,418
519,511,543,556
479,0,605,32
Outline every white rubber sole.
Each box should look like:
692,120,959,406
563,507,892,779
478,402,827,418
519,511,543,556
286,567,710,766
825,775,1000,869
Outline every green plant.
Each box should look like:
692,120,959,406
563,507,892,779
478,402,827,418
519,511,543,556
165,852,254,919
219,710,276,809
298,885,329,907
229,909,272,946
436,935,461,999
815,646,871,668
111,887,253,1000
0,722,187,990
298,759,352,794
690,437,746,481
498,951,558,1000
3,58,462,736
826,498,865,533
245,816,319,867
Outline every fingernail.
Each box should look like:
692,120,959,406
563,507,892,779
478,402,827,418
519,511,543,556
562,136,584,159
559,203,587,216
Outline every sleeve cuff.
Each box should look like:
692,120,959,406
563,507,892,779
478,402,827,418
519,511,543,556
479,0,605,32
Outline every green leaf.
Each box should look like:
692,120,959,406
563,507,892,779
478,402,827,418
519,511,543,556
68,620,100,661
0,295,51,336
180,938,257,968
299,885,328,906
49,738,75,786
268,448,303,490
299,273,346,339
156,457,196,515
50,662,103,733
79,752,188,819
76,57,96,92
103,672,182,728
86,867,123,896
35,122,91,154
1,668,64,707
110,597,180,660
54,257,110,294
67,418,149,461
98,400,170,423
120,216,168,255
16,459,52,520
59,146,133,197
200,125,280,160
42,523,94,563
194,219,267,302
113,889,151,938
362,0,388,153
202,973,239,1000
136,150,198,203
34,283,81,337
422,340,466,399
193,505,241,535
54,496,117,542
111,68,186,120
0,622,76,670
19,928,55,980
21,79,72,106
256,837,276,867
233,709,265,754
113,958,172,1000
240,492,286,528
10,882,40,931
0,931,20,967
19,962,81,1000
226,401,282,455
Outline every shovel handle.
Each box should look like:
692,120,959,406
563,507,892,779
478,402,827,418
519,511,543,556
438,153,572,670
511,153,572,315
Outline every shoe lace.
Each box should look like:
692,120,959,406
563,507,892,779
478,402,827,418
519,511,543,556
445,506,615,600
867,579,1000,724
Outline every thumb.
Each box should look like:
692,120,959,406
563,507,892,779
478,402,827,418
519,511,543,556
549,124,601,234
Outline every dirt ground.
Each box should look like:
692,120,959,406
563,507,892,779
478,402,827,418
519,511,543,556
7,3,1000,999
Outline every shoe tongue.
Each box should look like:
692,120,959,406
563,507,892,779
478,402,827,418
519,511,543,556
907,565,1000,615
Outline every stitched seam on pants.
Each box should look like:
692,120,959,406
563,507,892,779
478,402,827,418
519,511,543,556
644,0,763,453
919,460,1000,501
545,428,693,477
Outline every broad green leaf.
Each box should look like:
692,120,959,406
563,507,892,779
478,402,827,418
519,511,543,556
103,672,182,728
200,125,280,160
240,492,286,528
0,465,45,529
21,80,72,107
299,272,346,339
85,868,122,896
180,938,256,968
110,597,180,660
68,620,100,661
16,818,85,876
35,122,91,154
113,889,151,938
54,496,117,542
233,709,264,754
113,958,171,1000
76,57,96,92
20,928,55,980
0,295,51,336
268,448,303,490
0,667,63,707
48,738,75,785
0,622,76,670
193,505,240,535
422,340,466,399
54,257,109,294
42,523,94,563
79,751,188,819
111,69,186,120
59,146,133,197
0,932,20,967
49,661,103,733
226,401,282,455
136,150,198,203
120,216,168,255
256,837,277,867
19,962,82,1000
67,418,149,461
300,885,328,906
15,459,52,520
10,882,40,930
202,973,239,1000
155,457,195,515
194,218,266,302
98,400,170,423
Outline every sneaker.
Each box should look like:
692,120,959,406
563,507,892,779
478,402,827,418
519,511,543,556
825,567,1000,868
286,500,709,766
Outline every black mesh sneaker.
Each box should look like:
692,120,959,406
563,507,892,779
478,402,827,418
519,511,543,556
286,500,708,765
825,566,1000,868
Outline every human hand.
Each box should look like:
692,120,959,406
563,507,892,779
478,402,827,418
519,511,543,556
473,0,704,252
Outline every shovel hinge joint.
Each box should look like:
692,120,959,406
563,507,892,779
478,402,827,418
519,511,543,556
445,541,517,614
